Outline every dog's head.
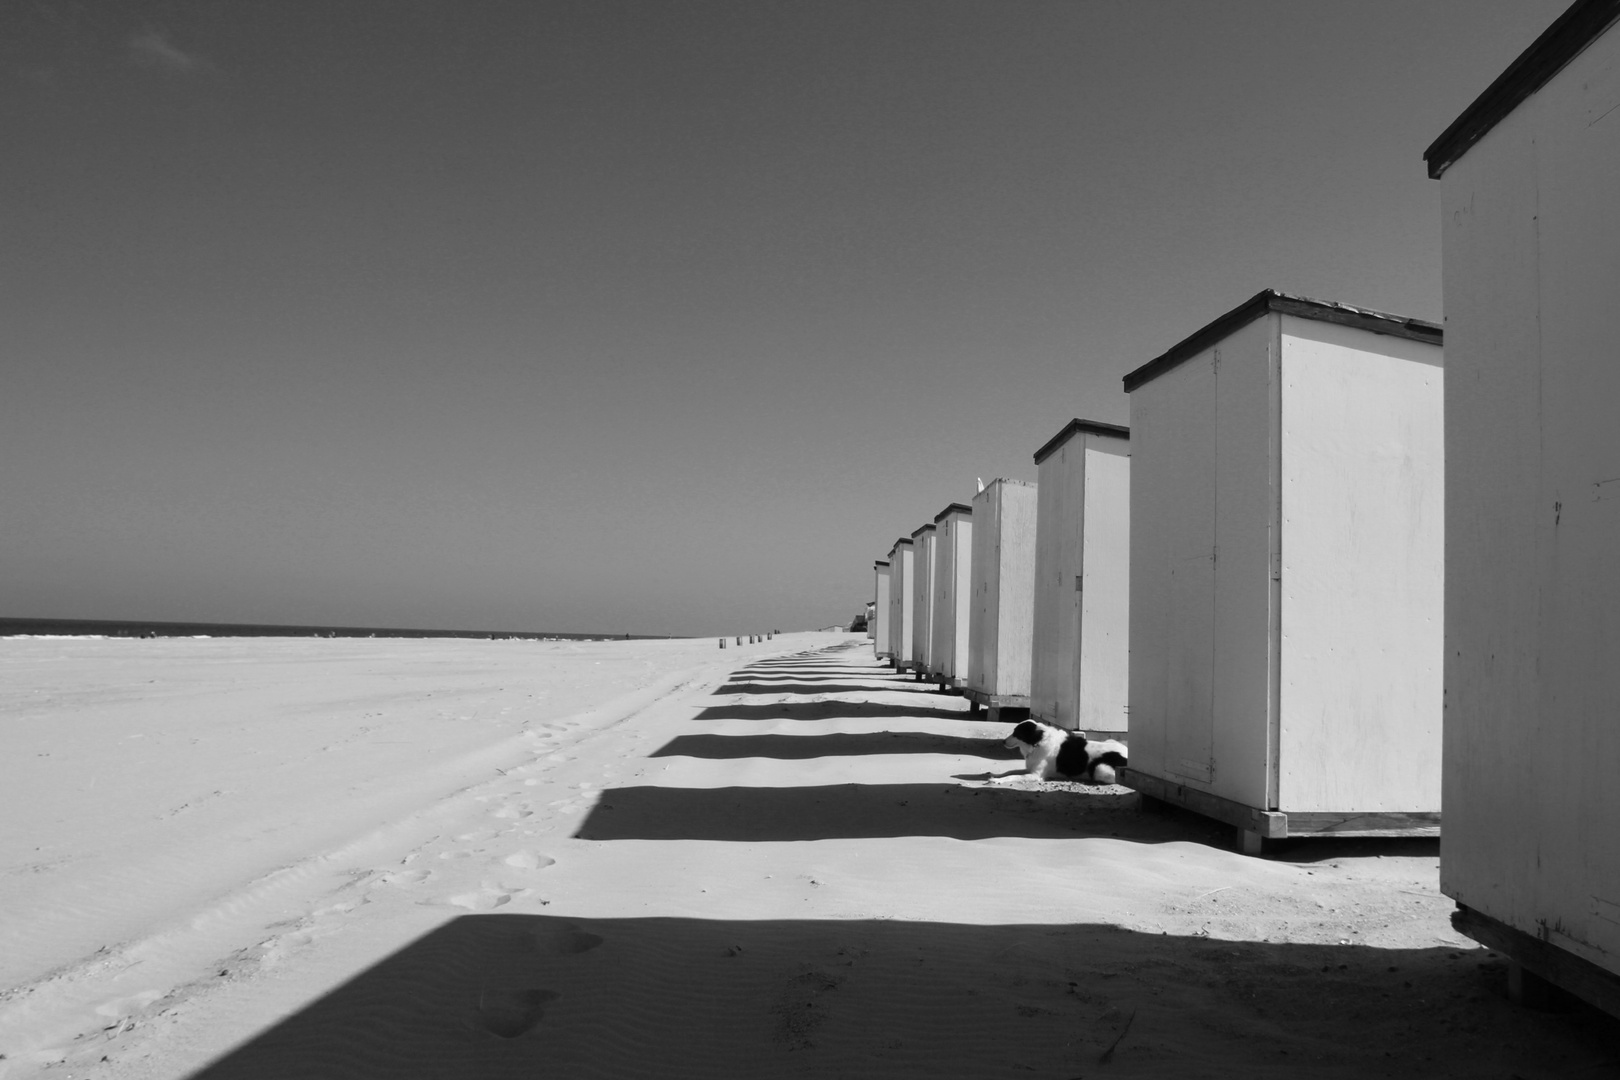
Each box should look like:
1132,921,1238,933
1004,719,1047,751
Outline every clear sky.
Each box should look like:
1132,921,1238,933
2,0,1569,636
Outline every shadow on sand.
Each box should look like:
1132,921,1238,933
648,731,1020,761
184,914,1620,1080
572,782,1175,842
712,682,918,697
691,701,970,723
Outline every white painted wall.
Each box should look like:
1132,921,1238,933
1278,317,1443,812
910,528,936,670
1439,25,1620,974
1212,316,1282,810
931,510,973,681
1130,347,1221,789
889,542,914,663
1032,428,1131,733
968,480,1037,699
872,563,891,659
1077,444,1131,736
1032,435,1083,726
969,495,1001,694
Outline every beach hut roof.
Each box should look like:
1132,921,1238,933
933,503,973,524
1121,289,1442,394
874,560,890,568
910,523,937,539
1425,0,1620,178
1032,419,1130,465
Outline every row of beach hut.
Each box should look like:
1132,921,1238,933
866,0,1620,1018
873,289,1444,848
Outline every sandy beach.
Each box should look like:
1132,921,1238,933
2,634,1615,1079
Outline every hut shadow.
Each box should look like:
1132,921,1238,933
1261,835,1442,863
572,782,1165,842
716,676,907,683
714,682,928,697
648,732,1020,761
729,666,892,678
183,915,1620,1080
691,701,971,723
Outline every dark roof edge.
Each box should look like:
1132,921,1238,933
910,523,936,538
932,502,974,523
874,560,890,568
1032,418,1131,464
1425,0,1620,178
893,537,913,548
1121,290,1442,394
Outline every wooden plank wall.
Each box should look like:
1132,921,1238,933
1031,434,1083,727
1439,24,1620,978
968,480,1037,699
910,527,935,672
872,562,891,659
1276,317,1443,813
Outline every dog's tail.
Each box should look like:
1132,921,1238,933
1089,749,1127,785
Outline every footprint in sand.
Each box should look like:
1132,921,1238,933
373,868,433,888
503,851,555,870
455,829,500,843
476,988,558,1038
446,886,516,911
489,805,533,820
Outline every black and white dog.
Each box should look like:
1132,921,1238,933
994,719,1128,785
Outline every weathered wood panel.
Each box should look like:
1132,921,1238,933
1211,315,1280,811
1277,317,1444,813
1438,18,1620,986
872,561,892,660
909,525,936,672
1030,421,1130,732
1031,433,1082,725
1077,444,1130,736
888,539,914,665
967,480,1037,700
931,505,973,683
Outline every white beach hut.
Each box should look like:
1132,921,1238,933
887,538,915,670
1118,290,1444,853
930,503,974,689
907,523,936,679
872,560,891,661
1029,420,1132,738
965,479,1038,720
1426,0,1620,1015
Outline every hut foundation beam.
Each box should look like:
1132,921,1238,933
1453,903,1620,1020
